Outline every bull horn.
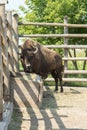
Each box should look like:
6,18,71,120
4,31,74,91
33,46,38,54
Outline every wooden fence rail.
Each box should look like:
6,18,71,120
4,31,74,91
19,34,87,38
0,16,3,121
18,22,87,28
45,45,87,49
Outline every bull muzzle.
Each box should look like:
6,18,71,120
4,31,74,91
25,64,32,73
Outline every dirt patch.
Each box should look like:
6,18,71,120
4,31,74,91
8,86,87,130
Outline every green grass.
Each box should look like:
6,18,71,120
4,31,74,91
19,61,24,71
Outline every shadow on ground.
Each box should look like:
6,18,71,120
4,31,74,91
8,78,87,130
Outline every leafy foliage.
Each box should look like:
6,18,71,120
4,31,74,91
19,0,87,45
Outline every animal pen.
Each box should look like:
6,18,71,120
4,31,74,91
0,1,87,128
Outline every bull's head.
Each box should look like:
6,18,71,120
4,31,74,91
20,44,38,73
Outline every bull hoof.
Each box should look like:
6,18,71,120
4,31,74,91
60,89,63,93
54,90,58,93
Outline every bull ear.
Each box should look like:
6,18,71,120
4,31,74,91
20,45,23,50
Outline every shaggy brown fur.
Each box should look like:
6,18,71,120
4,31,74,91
20,39,64,92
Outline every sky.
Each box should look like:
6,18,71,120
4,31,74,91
6,0,25,15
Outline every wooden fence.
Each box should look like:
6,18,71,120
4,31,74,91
18,17,87,82
0,1,87,121
0,2,19,120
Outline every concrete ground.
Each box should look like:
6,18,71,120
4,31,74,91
8,86,87,130
0,103,13,130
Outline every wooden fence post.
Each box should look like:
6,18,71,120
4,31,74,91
7,11,13,74
64,16,68,71
0,17,3,121
6,11,13,101
12,14,19,73
0,4,9,101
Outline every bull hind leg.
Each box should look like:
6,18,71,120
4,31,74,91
51,71,59,92
59,74,63,92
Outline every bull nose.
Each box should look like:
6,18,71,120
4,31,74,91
26,63,31,68
26,64,32,72
26,64,30,67
26,64,31,70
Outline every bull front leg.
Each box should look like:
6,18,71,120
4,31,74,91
59,74,63,92
55,78,58,92
51,71,59,92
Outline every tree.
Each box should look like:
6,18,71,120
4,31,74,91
19,0,87,70
19,0,87,45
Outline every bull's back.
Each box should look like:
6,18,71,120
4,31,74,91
39,45,62,71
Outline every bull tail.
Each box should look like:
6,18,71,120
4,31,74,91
61,64,64,72
61,64,64,76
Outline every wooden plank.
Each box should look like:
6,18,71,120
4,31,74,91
0,18,3,121
2,53,7,66
0,4,9,102
19,34,87,38
19,70,87,75
63,78,87,82
19,44,87,49
64,16,68,71
64,70,87,74
63,57,87,61
0,49,3,121
12,14,19,73
45,78,87,82
7,11,13,74
44,45,87,49
18,22,87,28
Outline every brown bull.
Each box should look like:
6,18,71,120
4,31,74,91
20,39,64,92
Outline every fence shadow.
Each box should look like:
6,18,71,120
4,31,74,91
8,74,87,130
42,90,58,109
